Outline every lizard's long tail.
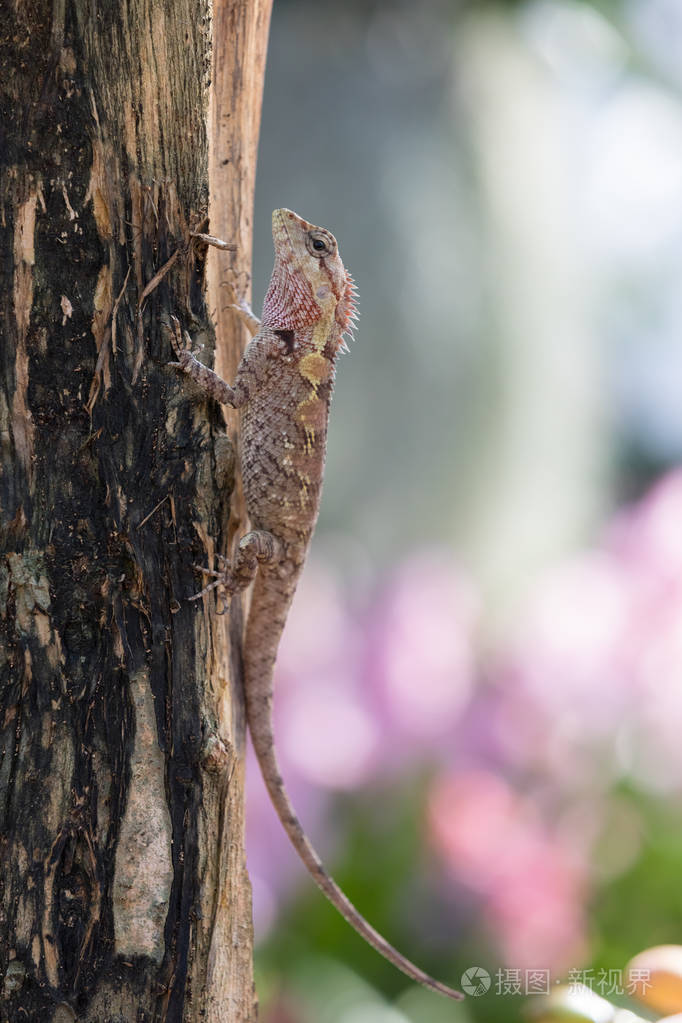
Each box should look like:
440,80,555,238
243,574,463,1001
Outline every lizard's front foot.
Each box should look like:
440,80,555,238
165,314,203,371
164,315,237,405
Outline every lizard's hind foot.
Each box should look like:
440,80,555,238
189,556,235,614
188,531,281,612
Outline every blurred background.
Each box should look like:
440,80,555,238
246,1,682,1019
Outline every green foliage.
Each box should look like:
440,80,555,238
592,794,682,972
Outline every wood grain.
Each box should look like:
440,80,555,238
0,1,271,1018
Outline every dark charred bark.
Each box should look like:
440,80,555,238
0,1,271,1020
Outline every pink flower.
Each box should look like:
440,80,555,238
274,557,381,790
498,550,635,741
367,552,477,751
608,470,682,582
493,471,682,791
278,677,380,789
603,473,682,789
428,769,587,970
487,840,587,972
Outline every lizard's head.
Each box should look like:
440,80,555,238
263,208,358,351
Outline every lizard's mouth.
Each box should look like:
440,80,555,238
272,207,311,250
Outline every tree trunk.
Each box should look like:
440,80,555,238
0,0,271,1019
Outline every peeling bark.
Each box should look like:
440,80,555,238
0,1,271,1019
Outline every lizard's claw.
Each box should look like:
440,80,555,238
220,268,250,302
228,297,261,336
188,559,235,606
218,271,260,336
167,314,203,368
167,315,184,358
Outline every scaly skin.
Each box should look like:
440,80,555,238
170,209,462,1001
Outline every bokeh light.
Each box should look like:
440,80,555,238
247,1,682,1019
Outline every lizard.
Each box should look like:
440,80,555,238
168,208,463,1001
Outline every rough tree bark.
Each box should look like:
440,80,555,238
0,0,272,1020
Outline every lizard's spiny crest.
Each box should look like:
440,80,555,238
337,271,359,352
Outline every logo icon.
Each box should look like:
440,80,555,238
461,966,491,997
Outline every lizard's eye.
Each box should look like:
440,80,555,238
306,230,335,257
